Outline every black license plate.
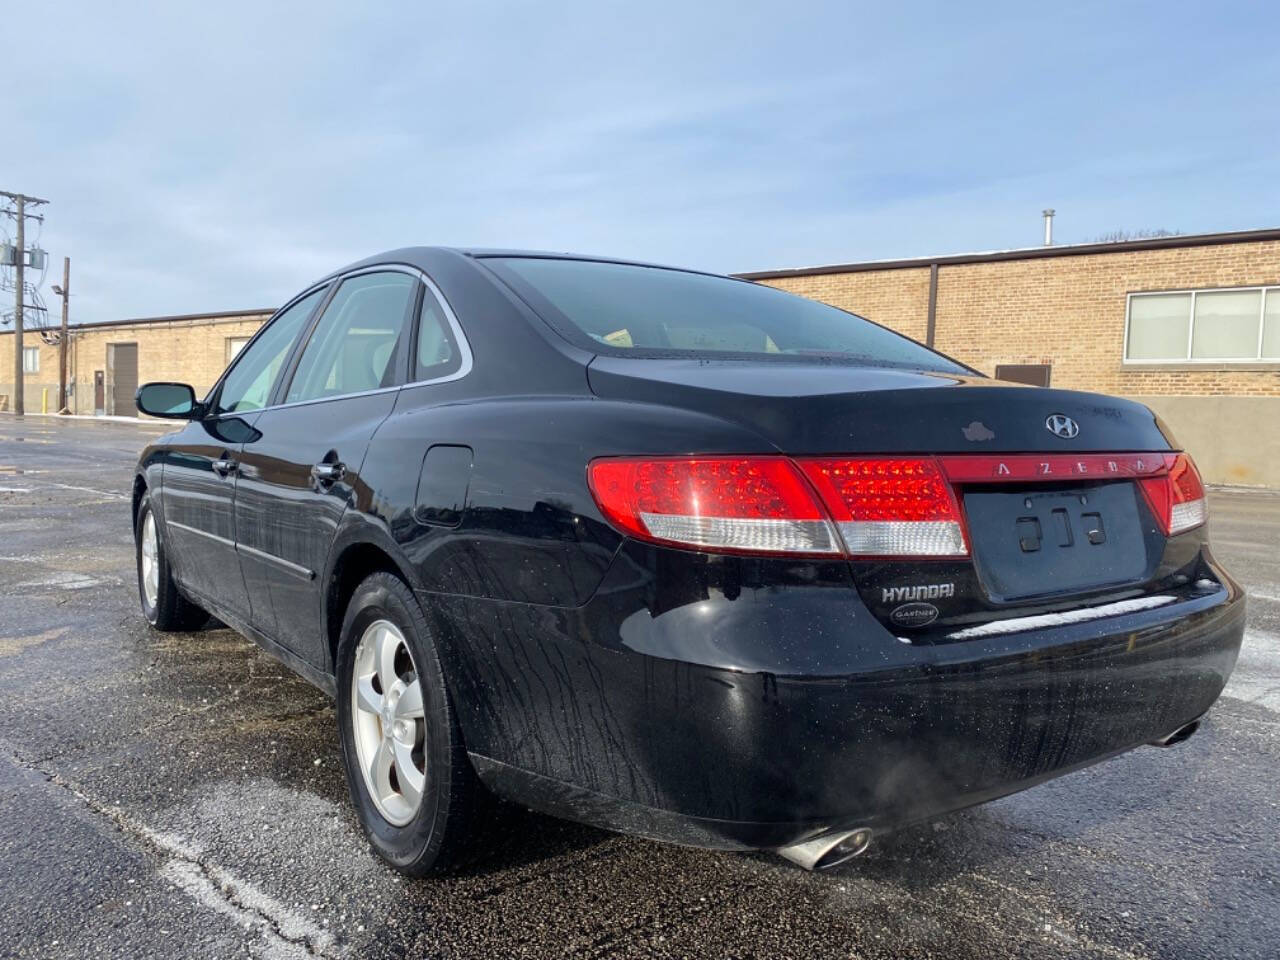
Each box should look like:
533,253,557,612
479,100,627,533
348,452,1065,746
963,482,1152,603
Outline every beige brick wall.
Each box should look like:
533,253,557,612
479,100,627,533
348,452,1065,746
0,313,270,414
764,266,934,344
762,239,1280,398
759,238,1280,485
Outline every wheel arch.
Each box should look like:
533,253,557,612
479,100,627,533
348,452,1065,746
131,473,148,528
322,516,425,675
132,453,166,530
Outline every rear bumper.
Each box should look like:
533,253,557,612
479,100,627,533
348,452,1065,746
430,545,1245,851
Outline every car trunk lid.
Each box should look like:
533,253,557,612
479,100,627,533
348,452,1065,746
586,357,1205,632
585,357,1174,453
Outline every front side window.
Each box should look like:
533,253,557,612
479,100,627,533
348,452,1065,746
214,287,326,415
1127,286,1280,362
22,346,39,373
484,257,968,372
285,272,415,404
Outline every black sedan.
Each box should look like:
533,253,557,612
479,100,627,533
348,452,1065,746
132,248,1244,873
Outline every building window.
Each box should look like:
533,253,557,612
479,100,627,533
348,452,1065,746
22,346,39,373
1126,286,1280,362
226,336,251,364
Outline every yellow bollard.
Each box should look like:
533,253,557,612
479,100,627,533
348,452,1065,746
42,388,48,414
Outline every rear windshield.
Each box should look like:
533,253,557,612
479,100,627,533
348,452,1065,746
485,257,968,372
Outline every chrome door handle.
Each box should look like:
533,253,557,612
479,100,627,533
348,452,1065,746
311,461,346,485
212,458,237,478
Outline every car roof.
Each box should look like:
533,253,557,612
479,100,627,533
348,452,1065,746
323,246,735,283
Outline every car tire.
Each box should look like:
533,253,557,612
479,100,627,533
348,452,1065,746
135,490,208,631
336,571,487,875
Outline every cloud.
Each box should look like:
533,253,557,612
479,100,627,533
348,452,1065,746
5,0,1279,323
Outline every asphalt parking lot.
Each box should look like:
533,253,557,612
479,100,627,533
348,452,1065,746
0,414,1277,960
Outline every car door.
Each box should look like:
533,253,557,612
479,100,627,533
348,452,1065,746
233,268,418,666
160,287,327,620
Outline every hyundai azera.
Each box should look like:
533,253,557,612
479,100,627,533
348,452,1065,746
133,249,1244,872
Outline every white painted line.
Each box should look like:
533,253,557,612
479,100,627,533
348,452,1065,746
21,479,128,500
12,571,109,591
0,486,34,493
158,859,336,959
0,743,342,960
139,820,338,958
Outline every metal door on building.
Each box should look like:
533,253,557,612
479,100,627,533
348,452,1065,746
107,342,138,416
93,371,105,415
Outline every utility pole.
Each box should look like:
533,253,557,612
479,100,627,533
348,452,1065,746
1,190,50,416
56,257,70,413
12,195,22,415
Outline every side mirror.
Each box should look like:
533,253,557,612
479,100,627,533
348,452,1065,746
136,382,201,419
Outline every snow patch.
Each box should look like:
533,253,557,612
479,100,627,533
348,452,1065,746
1222,629,1280,712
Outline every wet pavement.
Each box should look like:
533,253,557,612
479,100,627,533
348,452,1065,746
0,413,1277,960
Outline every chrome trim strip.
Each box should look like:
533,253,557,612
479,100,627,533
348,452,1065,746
169,520,316,580
237,541,316,581
262,385,402,412
942,594,1178,641
166,519,235,549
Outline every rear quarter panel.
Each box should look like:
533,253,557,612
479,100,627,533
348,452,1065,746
359,392,783,606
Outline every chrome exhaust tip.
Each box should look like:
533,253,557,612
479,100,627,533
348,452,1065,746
777,827,872,872
1149,718,1202,747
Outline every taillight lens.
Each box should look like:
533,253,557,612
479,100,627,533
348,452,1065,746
799,458,968,557
587,457,840,556
1137,453,1207,536
589,451,1205,558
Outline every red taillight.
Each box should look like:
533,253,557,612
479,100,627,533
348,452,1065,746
588,451,1206,558
586,457,840,556
587,456,968,558
799,458,967,557
1137,453,1207,536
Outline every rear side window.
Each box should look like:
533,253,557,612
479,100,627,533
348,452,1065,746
214,287,325,415
285,272,415,404
414,288,463,381
486,257,967,372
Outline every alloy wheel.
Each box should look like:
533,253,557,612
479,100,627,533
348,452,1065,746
141,511,159,608
351,619,427,826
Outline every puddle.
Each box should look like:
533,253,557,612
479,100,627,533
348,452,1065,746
0,626,69,656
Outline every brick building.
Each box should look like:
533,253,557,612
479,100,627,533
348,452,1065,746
740,227,1280,487
2,228,1278,485
0,309,271,416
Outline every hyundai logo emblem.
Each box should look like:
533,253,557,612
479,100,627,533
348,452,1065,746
1045,414,1080,439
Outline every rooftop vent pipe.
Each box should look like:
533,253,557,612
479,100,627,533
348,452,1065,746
1042,209,1055,246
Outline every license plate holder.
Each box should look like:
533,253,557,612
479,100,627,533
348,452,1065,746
963,482,1153,603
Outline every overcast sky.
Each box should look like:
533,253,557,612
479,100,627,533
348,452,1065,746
5,0,1278,325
